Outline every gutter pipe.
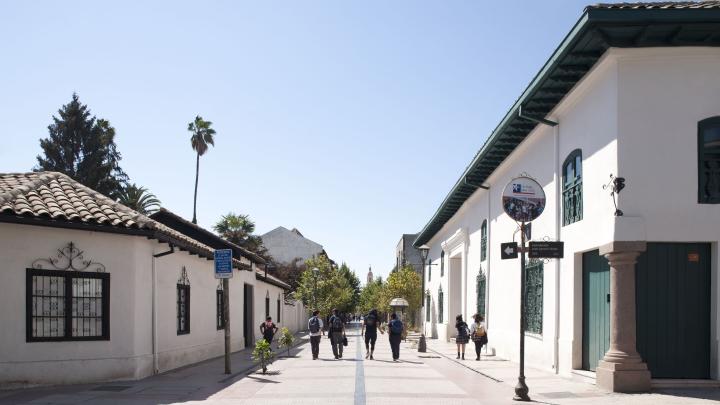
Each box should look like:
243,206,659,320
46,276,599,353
151,244,175,375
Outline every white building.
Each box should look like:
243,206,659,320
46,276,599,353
0,172,304,388
260,226,327,265
415,3,720,393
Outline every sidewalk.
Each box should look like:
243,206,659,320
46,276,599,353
415,335,720,404
0,332,309,405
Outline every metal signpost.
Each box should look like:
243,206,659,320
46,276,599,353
214,249,233,374
501,175,546,402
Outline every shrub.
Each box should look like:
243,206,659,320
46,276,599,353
252,339,275,374
278,327,294,357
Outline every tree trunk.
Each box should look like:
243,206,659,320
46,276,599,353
192,152,200,224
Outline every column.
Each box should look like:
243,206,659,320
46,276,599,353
596,242,651,392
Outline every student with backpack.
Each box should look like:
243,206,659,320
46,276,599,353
328,308,345,359
455,314,470,360
470,314,488,361
388,313,403,362
308,310,324,360
260,316,278,349
361,309,380,359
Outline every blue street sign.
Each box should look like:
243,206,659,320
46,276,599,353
214,249,233,279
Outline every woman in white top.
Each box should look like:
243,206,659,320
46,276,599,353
469,314,488,361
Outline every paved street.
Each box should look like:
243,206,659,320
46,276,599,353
1,323,719,405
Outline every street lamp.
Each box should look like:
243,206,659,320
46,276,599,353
418,244,430,352
312,267,320,310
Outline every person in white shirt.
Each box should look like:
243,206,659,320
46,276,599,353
307,310,324,360
469,314,488,361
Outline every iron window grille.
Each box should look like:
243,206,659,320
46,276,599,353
524,260,543,335
562,149,583,226
698,117,720,203
476,271,486,318
265,291,270,319
438,286,444,324
177,267,190,335
480,220,488,261
26,269,110,342
440,251,445,277
216,281,225,330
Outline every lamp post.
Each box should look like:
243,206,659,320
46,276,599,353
418,244,430,352
312,267,320,310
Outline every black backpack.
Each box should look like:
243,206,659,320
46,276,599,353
331,315,343,331
309,316,320,333
365,314,376,327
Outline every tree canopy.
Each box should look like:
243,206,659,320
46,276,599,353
118,183,161,214
294,255,354,318
35,93,128,199
213,212,268,257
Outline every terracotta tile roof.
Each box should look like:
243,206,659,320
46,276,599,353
0,172,257,271
591,1,720,9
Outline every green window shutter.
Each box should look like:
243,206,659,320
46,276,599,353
524,260,543,334
480,220,487,261
426,294,431,320
476,271,486,317
562,149,583,226
438,286,444,324
440,251,445,277
698,117,720,204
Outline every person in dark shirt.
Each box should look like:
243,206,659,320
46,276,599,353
259,316,278,349
361,309,380,359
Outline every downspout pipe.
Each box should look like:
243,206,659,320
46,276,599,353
151,243,175,375
553,121,562,374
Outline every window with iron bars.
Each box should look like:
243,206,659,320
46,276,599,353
524,260,543,334
177,284,190,335
480,220,487,261
26,269,110,342
699,117,720,203
438,286,444,324
562,149,583,226
476,271,486,318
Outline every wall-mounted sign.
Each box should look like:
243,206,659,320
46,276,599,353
214,249,233,279
528,241,564,259
501,242,519,260
502,176,546,222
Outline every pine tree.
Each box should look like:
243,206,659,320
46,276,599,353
35,94,128,199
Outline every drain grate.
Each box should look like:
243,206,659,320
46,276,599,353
91,385,132,392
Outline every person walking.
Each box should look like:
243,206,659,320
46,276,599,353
455,314,470,360
260,316,278,349
470,314,488,361
388,313,403,362
328,309,345,359
308,310,324,360
361,309,380,360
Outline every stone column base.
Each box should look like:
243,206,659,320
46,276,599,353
596,360,651,392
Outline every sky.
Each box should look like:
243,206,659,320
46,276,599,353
1,0,599,283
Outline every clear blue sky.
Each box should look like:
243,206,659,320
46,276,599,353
1,0,598,282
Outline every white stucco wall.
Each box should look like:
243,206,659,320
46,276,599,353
421,47,720,377
0,222,306,387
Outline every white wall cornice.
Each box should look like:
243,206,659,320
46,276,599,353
441,227,468,255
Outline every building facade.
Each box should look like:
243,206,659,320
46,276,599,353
260,226,327,265
415,4,720,393
0,172,304,388
395,233,422,275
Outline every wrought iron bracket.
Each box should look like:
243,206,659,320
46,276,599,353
32,242,106,272
602,174,625,216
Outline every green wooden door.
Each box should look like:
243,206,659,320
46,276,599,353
582,250,610,371
636,243,711,379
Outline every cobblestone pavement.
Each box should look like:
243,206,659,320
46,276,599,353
1,323,719,404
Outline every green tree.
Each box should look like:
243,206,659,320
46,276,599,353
251,339,274,374
35,93,128,199
381,265,422,326
358,277,385,315
117,183,161,214
337,262,360,313
294,255,353,318
213,212,268,256
188,115,215,224
273,258,304,294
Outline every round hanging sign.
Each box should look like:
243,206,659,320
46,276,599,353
502,176,546,222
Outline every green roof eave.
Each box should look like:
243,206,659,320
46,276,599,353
413,5,720,248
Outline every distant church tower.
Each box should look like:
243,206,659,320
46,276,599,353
367,266,374,284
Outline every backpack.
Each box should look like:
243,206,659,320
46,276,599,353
390,319,403,335
458,322,469,337
331,315,343,331
309,316,320,333
474,324,486,337
365,314,376,327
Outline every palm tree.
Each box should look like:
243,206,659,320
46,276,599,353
188,115,216,224
213,212,256,245
118,183,161,214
